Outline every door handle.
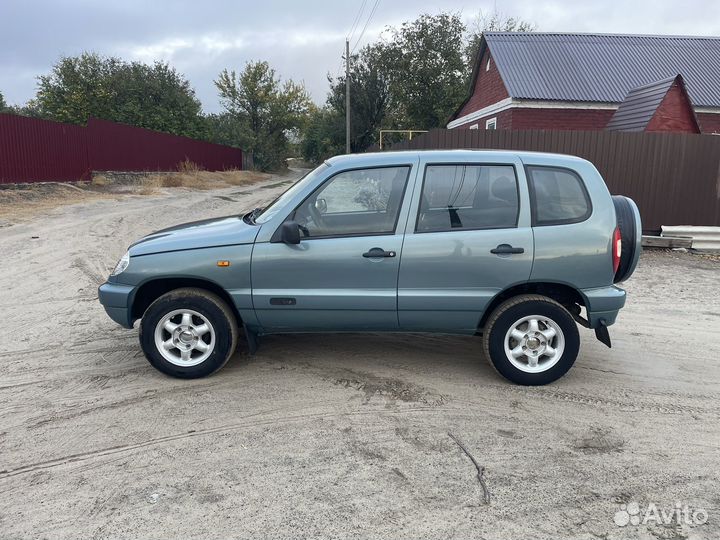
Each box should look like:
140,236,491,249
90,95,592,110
490,244,525,255
363,247,396,258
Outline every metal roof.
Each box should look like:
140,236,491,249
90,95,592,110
484,32,720,108
605,76,677,131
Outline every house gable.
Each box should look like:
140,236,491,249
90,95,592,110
455,47,509,121
646,78,700,133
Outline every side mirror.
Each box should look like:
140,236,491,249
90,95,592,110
315,198,328,214
280,221,301,245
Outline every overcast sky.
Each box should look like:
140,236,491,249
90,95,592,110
1,0,719,113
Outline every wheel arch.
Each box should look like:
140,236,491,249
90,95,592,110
130,277,241,325
478,281,586,331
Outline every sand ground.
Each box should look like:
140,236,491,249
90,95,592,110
0,172,718,539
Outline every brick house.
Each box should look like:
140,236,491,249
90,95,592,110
448,33,720,134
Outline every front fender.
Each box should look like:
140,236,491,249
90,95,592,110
112,244,256,326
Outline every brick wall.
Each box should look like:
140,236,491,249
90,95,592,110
459,107,720,133
456,49,509,118
509,108,615,130
696,113,720,134
646,81,700,133
454,108,615,131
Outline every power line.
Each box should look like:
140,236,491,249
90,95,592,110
351,0,381,55
346,0,368,43
334,0,369,80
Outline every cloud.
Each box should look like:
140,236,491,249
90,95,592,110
1,0,718,113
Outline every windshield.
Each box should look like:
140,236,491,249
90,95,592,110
254,163,331,224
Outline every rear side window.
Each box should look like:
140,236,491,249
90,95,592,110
527,166,591,226
416,164,519,232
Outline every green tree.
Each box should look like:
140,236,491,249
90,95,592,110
302,17,463,162
379,13,468,130
205,112,246,148
301,104,345,164
110,61,207,138
215,61,311,171
6,101,44,118
300,10,536,159
0,91,7,111
35,52,206,138
318,43,392,156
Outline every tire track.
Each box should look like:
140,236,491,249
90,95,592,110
0,403,443,480
481,385,719,416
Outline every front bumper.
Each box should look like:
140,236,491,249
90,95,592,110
98,282,135,328
581,285,626,328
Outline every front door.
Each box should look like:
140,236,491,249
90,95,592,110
252,165,414,332
398,159,534,333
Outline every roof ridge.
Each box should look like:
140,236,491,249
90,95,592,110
624,75,680,93
484,31,720,40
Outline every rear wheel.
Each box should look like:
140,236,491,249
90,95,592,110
139,288,238,378
482,294,580,385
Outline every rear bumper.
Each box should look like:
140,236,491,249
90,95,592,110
581,285,626,328
98,282,135,328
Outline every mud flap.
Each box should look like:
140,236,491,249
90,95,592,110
243,323,259,355
570,304,612,348
595,321,612,348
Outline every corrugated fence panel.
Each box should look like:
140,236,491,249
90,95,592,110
386,128,720,230
0,114,243,184
87,118,243,172
0,113,90,183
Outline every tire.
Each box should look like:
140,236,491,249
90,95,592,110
612,195,639,283
139,288,239,378
482,294,580,385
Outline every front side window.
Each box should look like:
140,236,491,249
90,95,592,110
291,166,410,238
527,166,591,225
416,164,519,232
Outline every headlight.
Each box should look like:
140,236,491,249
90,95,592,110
111,251,130,276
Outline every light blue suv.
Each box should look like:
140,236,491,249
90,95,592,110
99,150,641,385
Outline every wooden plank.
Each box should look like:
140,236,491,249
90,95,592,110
641,235,693,248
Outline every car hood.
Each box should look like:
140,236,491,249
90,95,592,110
129,215,260,256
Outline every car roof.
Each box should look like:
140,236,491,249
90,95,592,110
326,149,588,167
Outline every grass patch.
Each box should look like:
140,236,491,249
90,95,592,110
0,165,274,224
136,169,272,192
90,174,111,187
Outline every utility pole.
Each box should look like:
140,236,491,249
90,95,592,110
345,38,351,154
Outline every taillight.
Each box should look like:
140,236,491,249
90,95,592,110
612,227,622,274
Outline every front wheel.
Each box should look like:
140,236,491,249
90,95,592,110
482,294,580,385
139,288,239,378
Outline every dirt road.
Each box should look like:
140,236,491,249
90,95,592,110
1,174,718,539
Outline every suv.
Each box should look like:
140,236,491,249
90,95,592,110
99,150,641,385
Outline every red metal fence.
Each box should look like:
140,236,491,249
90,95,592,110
0,114,244,183
385,128,720,231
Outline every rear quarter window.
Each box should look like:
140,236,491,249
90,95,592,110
527,166,592,226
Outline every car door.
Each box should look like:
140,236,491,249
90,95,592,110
251,164,416,332
397,155,534,333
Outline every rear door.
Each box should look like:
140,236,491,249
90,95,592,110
397,154,534,333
